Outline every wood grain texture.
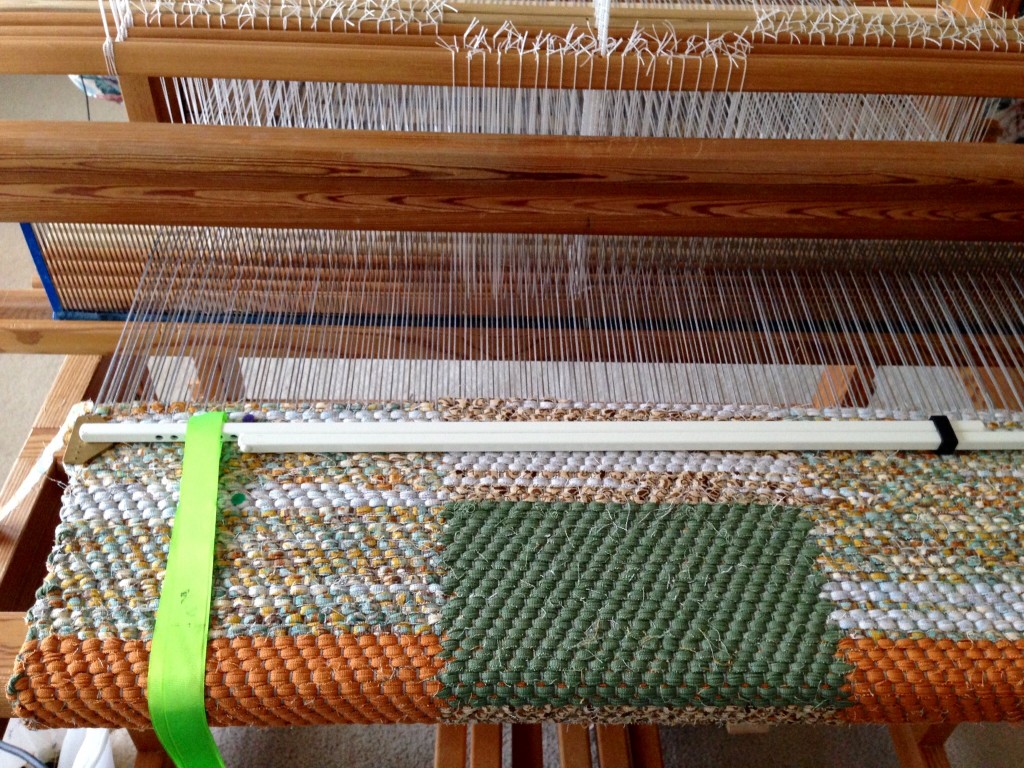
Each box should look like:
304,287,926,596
913,724,957,748
119,75,163,123
0,3,965,32
134,753,176,768
0,358,103,719
0,35,107,73
2,122,1023,240
192,354,245,402
3,291,1022,369
129,730,174,768
888,724,953,768
2,27,1022,96
7,320,1024,371
0,611,25,715
953,0,1022,16
988,0,1022,15
470,724,502,768
595,726,631,768
557,725,592,768
435,725,469,768
626,726,662,768
110,40,1024,97
811,366,876,408
0,355,103,620
0,611,22,717
511,724,544,768
960,367,1024,411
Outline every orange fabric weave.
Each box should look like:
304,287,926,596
838,637,1024,723
11,633,443,729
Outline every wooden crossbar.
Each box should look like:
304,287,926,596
4,289,1023,368
2,39,1024,98
1,122,1022,240
2,7,1023,96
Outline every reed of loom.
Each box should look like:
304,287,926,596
1,0,1024,765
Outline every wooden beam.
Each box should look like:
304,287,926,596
595,726,631,768
134,752,176,768
0,355,104,601
0,355,104,609
0,2,970,34
888,724,954,768
960,367,1024,411
811,366,876,409
129,730,174,768
949,0,1022,17
0,36,107,74
511,724,544,768
626,726,662,768
470,724,502,768
108,39,1024,97
0,611,25,719
192,353,245,402
1,122,1022,240
2,25,1023,97
557,725,592,768
119,75,164,123
913,724,957,748
3,290,1023,369
435,725,469,768
0,356,105,720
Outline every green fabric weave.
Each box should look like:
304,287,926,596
439,501,851,713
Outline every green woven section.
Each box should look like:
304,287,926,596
439,501,851,712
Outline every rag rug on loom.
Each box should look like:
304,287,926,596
8,401,1024,727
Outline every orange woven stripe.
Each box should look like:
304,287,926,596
838,637,1024,723
11,633,443,729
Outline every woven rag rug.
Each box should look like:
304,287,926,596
8,401,1024,729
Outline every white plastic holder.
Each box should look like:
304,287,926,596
57,730,113,768
76,419,1024,453
0,724,112,768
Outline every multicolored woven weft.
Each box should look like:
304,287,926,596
9,401,1024,728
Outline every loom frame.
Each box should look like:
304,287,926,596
0,122,1023,241
3,1,1024,96
2,1,1024,763
0,357,990,765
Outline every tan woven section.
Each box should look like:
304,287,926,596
446,704,844,725
838,637,1024,723
444,469,788,505
11,633,443,729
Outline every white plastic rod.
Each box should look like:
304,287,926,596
76,419,1024,453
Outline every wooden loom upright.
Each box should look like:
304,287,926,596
1,0,1024,764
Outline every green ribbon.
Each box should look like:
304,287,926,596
149,412,227,768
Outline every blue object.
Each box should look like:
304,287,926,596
20,223,63,318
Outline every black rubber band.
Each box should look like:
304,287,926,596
930,415,959,455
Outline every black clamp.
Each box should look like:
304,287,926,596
929,415,959,455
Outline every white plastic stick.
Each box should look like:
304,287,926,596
76,419,1024,453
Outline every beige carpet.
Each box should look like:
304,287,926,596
2,74,1023,768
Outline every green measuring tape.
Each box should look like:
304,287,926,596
149,412,227,768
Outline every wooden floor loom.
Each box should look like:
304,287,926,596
2,0,1024,765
